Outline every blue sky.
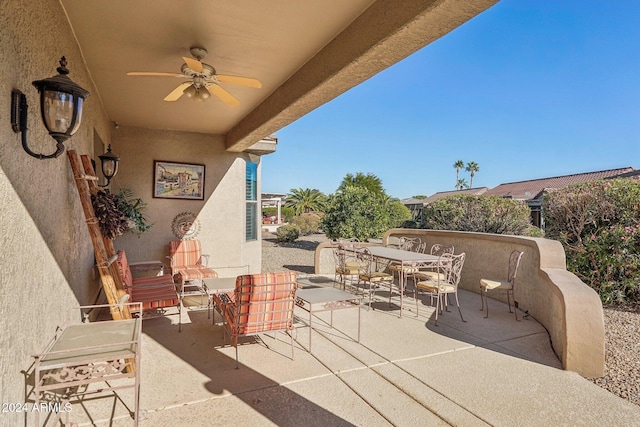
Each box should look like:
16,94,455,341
262,1,640,199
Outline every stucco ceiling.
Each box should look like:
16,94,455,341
60,0,498,151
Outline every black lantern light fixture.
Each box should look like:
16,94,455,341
98,144,120,187
11,56,89,159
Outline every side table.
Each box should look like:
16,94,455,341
203,277,237,323
294,286,361,352
31,303,143,426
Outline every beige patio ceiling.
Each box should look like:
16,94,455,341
60,0,498,152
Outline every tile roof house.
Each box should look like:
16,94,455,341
400,197,428,222
423,187,489,204
485,167,636,227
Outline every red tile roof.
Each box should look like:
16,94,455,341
485,167,635,200
423,187,488,204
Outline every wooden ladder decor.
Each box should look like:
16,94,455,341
68,150,131,321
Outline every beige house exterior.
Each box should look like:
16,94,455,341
0,0,501,420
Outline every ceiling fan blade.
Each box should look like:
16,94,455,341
208,84,240,107
127,72,184,77
182,56,204,73
215,74,262,88
163,82,193,101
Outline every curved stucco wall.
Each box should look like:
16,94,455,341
315,229,605,377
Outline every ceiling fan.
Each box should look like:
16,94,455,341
126,47,261,106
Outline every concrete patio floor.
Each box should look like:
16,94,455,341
54,276,640,426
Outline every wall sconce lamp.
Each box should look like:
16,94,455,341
98,144,120,187
11,56,89,159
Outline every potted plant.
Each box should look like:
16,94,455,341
114,188,153,237
91,188,152,239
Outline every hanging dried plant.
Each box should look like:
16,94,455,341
115,188,153,237
91,189,129,239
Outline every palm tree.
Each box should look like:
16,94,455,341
285,188,327,215
465,161,479,188
338,172,385,195
457,178,469,190
453,160,464,189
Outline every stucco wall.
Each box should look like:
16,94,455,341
314,229,605,377
0,3,262,423
0,0,111,424
110,126,261,276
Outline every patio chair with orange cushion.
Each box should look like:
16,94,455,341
116,249,181,329
212,271,298,369
168,240,219,317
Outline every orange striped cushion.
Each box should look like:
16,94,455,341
116,250,178,310
214,272,297,335
129,283,179,311
177,267,218,283
169,240,203,269
116,250,134,288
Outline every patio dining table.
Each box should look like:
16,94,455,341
366,246,444,317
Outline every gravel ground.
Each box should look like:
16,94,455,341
590,304,640,406
261,231,639,407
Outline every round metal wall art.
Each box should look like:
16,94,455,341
171,212,201,240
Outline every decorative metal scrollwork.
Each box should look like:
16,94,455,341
42,360,129,385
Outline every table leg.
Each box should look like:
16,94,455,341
357,301,361,342
308,310,312,352
399,262,404,318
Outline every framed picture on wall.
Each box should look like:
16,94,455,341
153,160,205,200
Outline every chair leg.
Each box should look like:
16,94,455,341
368,282,376,311
444,294,451,312
433,292,440,326
509,290,520,321
479,287,490,318
178,280,185,332
454,292,465,323
290,331,295,361
234,336,239,369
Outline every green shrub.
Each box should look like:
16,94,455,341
388,201,412,228
291,212,323,235
276,224,300,242
527,225,545,238
543,178,640,304
321,186,391,241
422,195,531,235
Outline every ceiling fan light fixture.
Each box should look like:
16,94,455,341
128,47,260,106
183,84,197,98
199,87,211,100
